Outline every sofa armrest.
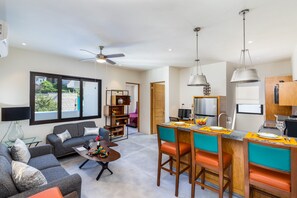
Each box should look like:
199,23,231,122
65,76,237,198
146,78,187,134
29,144,53,158
9,173,82,198
99,128,110,142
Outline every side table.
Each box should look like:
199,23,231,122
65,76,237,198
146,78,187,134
5,137,42,148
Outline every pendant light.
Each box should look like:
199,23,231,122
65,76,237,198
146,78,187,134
188,27,208,86
230,9,260,83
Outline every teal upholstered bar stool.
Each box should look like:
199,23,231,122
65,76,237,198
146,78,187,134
243,138,297,198
190,130,233,198
157,124,192,197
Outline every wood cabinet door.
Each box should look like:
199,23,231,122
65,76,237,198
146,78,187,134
265,76,292,121
151,83,165,134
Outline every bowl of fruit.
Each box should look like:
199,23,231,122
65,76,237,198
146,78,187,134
195,117,208,126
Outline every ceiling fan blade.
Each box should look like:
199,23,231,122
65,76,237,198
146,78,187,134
80,58,96,62
105,53,125,58
106,59,116,65
80,49,97,55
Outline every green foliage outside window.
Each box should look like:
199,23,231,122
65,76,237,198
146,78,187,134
35,94,57,112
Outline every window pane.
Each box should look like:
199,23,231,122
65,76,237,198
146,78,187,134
61,79,80,119
35,76,58,121
83,81,98,117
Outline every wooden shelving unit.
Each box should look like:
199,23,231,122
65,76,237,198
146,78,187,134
104,90,130,141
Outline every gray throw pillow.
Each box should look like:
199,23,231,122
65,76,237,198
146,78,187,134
11,138,31,164
57,130,72,143
84,127,99,136
11,160,47,192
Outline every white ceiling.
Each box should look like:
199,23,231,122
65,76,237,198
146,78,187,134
2,0,297,70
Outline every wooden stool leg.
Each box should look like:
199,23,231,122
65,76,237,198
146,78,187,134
191,163,196,198
175,157,180,197
229,164,233,198
201,167,205,190
157,152,162,186
188,152,192,184
169,156,173,175
219,171,224,198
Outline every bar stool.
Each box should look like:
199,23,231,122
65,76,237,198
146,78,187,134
190,130,233,198
157,125,192,197
243,138,297,198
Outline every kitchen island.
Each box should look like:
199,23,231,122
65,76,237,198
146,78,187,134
160,123,278,197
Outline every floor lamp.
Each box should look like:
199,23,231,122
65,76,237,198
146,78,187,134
1,107,31,142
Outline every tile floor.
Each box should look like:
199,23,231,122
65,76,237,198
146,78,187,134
59,133,239,198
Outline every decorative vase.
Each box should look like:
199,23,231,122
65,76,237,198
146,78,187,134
8,121,24,142
118,98,123,105
203,83,211,96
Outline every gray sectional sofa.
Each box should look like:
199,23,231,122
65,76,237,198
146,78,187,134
46,121,110,157
0,144,81,198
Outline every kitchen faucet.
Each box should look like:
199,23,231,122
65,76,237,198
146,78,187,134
218,113,227,127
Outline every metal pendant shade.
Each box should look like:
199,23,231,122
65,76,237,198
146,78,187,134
188,74,208,86
187,27,208,86
230,68,259,83
231,9,260,83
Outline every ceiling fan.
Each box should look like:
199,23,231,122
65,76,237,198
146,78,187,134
80,46,125,65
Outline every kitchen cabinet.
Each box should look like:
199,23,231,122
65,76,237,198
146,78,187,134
279,82,297,106
265,76,292,121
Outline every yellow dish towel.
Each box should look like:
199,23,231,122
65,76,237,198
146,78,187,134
245,132,297,145
199,126,233,135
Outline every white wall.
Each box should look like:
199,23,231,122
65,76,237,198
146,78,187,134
235,60,292,131
0,47,141,143
179,62,227,109
139,66,169,134
169,67,180,117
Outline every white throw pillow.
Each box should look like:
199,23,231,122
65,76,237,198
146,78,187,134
84,127,99,136
11,138,31,164
11,160,47,192
57,130,72,143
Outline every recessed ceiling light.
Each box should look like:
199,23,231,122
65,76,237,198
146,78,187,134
248,40,253,44
22,42,27,46
168,48,172,52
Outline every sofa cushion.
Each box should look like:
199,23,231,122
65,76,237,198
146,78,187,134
41,166,69,183
77,121,96,137
60,137,86,155
0,143,12,163
12,161,47,192
54,123,79,137
0,156,18,197
11,138,31,164
28,154,60,170
82,135,97,142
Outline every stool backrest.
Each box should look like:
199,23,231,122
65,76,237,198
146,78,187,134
157,125,176,143
248,141,291,172
192,130,219,154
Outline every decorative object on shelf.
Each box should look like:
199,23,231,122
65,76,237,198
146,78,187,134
1,107,31,142
115,120,120,126
203,83,211,96
188,27,208,86
117,98,123,105
230,9,260,83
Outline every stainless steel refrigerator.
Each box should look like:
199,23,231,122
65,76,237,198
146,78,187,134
193,96,226,126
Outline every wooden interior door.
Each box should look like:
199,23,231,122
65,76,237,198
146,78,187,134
151,82,165,134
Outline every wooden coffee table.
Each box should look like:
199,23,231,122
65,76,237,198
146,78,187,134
73,141,121,180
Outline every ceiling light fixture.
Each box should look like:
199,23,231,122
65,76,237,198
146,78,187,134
168,48,172,52
96,54,106,63
187,27,208,86
21,42,27,46
231,9,260,83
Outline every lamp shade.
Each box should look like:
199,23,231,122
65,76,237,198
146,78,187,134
188,74,208,86
230,68,260,83
1,107,31,121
